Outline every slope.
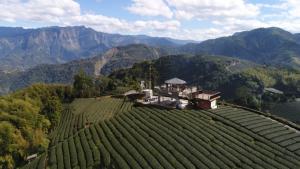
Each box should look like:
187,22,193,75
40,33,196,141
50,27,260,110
0,26,183,71
20,97,300,169
109,54,300,109
0,44,166,94
180,27,300,69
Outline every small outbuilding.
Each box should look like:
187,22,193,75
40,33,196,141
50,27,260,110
194,91,221,109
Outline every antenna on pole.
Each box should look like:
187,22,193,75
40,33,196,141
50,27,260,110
149,63,152,89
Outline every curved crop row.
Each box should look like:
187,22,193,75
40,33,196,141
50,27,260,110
28,98,300,169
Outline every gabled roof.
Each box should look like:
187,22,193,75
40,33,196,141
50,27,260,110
165,78,187,85
195,91,221,101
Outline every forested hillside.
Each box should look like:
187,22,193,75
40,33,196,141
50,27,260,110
180,27,300,69
0,84,73,168
0,44,168,94
110,54,300,109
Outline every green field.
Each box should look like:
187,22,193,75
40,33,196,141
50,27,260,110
49,97,133,146
21,97,300,169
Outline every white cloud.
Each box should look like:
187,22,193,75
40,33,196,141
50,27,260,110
285,0,300,19
170,28,230,41
165,0,260,20
127,0,173,18
256,3,288,10
74,15,180,33
133,20,180,31
213,18,268,32
256,0,300,32
2,0,300,41
0,0,180,34
123,0,267,40
0,0,80,23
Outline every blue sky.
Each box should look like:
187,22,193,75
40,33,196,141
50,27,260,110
0,0,299,40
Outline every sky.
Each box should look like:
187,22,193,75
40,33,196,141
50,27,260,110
0,0,300,41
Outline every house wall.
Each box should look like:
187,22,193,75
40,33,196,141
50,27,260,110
196,100,218,109
197,100,211,109
211,100,218,109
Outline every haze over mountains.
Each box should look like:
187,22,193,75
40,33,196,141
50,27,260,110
1,26,300,72
0,26,187,71
1,26,300,94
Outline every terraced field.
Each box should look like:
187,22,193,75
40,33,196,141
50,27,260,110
21,97,300,169
49,97,132,146
211,106,300,156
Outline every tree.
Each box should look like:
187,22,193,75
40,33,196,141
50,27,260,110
0,121,28,169
94,76,121,95
0,84,72,168
73,70,94,98
41,96,62,129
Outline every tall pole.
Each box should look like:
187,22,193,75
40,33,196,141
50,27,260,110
149,63,152,89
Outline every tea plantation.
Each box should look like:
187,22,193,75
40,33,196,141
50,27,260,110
21,97,300,169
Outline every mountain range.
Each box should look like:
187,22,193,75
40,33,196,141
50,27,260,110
180,27,300,69
0,26,300,94
1,26,300,73
0,26,188,71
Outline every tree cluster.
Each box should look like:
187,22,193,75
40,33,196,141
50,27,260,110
0,84,72,168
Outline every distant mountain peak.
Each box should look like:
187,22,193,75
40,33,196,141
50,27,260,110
181,27,300,69
233,27,293,38
0,26,186,71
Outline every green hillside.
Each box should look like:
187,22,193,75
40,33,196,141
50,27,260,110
0,84,73,168
110,54,300,109
181,27,300,69
0,44,168,95
21,97,300,169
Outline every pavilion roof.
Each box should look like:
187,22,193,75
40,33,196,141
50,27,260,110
165,78,187,85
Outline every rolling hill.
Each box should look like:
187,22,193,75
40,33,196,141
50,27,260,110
110,54,300,110
0,51,255,95
110,54,299,94
180,27,300,69
21,97,300,169
0,26,185,71
0,44,169,94
2,52,299,105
